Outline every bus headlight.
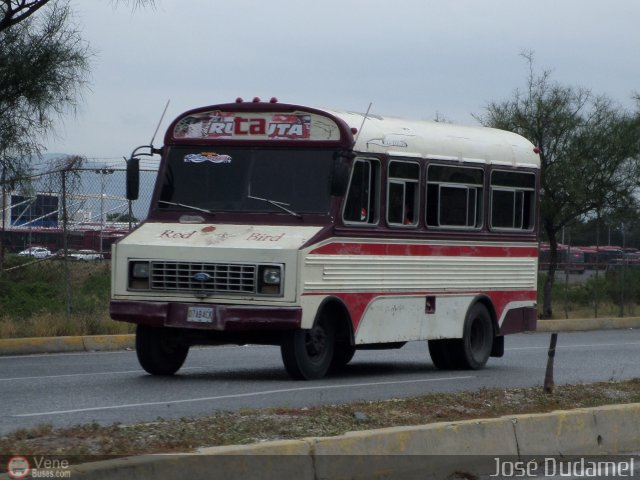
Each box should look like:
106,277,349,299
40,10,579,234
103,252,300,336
258,265,282,295
262,267,281,285
129,261,150,290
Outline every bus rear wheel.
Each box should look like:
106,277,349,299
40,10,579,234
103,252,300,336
428,338,458,369
281,317,335,380
457,303,494,369
136,325,189,376
428,303,494,370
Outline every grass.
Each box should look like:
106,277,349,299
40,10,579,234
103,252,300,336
0,260,639,338
537,271,640,320
1,256,640,337
0,257,133,338
2,379,640,458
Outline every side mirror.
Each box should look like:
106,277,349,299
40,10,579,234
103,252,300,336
126,158,140,200
331,160,350,197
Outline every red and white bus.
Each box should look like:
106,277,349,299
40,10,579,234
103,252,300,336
110,99,540,380
539,243,586,274
580,246,624,270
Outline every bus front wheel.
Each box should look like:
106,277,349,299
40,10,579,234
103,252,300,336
331,343,356,370
136,325,189,376
281,317,335,380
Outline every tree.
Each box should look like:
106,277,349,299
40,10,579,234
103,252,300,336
0,0,156,170
476,52,640,318
0,0,155,33
0,0,154,272
0,1,90,271
0,1,90,172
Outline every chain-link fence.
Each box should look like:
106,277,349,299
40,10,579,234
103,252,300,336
1,156,639,336
0,157,157,337
1,157,156,256
540,243,640,319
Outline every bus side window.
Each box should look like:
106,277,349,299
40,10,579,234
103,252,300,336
343,159,380,224
387,161,419,227
490,171,536,231
426,164,483,229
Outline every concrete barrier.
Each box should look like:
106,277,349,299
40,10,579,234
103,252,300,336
65,440,314,480
590,403,640,454
509,408,601,456
1,404,632,480
310,418,518,479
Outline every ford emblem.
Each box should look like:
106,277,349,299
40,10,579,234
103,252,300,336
192,272,211,282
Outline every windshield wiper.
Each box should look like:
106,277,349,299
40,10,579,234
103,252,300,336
158,200,215,214
247,195,301,218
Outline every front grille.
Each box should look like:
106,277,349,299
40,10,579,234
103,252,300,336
150,261,257,294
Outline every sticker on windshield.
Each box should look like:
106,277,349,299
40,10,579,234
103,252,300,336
184,152,232,164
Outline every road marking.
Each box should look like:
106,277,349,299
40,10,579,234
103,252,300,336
0,345,241,360
12,375,474,418
0,366,204,382
507,341,640,351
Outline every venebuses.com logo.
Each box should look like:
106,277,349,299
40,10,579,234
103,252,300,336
6,455,71,478
7,456,30,479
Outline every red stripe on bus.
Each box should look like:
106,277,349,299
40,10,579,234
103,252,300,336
303,290,537,332
308,243,538,257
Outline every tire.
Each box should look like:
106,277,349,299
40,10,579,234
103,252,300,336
428,303,494,370
136,325,189,376
457,303,494,370
280,317,335,380
428,338,458,369
330,343,356,371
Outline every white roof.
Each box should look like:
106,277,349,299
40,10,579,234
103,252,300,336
328,110,540,169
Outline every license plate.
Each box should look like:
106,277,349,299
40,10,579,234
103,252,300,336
187,306,214,323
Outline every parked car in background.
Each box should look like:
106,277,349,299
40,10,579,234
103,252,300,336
55,249,78,259
69,249,103,261
17,246,52,259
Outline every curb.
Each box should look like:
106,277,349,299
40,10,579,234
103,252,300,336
0,318,638,356
11,403,632,480
0,334,134,355
536,316,640,332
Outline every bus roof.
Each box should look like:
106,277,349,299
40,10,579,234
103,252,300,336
166,100,540,169
328,109,540,169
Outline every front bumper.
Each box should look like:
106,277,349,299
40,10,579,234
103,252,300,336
110,300,302,331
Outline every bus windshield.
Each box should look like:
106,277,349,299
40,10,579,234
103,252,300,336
158,146,336,215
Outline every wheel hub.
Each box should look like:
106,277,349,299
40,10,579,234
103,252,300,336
306,327,326,356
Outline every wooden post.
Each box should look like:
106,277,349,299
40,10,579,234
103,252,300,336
543,333,558,394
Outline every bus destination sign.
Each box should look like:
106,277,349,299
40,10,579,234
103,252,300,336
173,111,341,141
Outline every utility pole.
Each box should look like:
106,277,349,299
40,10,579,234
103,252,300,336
61,167,72,318
619,223,626,318
97,168,114,254
0,164,5,275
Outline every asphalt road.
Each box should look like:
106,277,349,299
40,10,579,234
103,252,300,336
1,329,639,435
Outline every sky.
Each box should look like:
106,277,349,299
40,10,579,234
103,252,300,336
42,0,640,164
